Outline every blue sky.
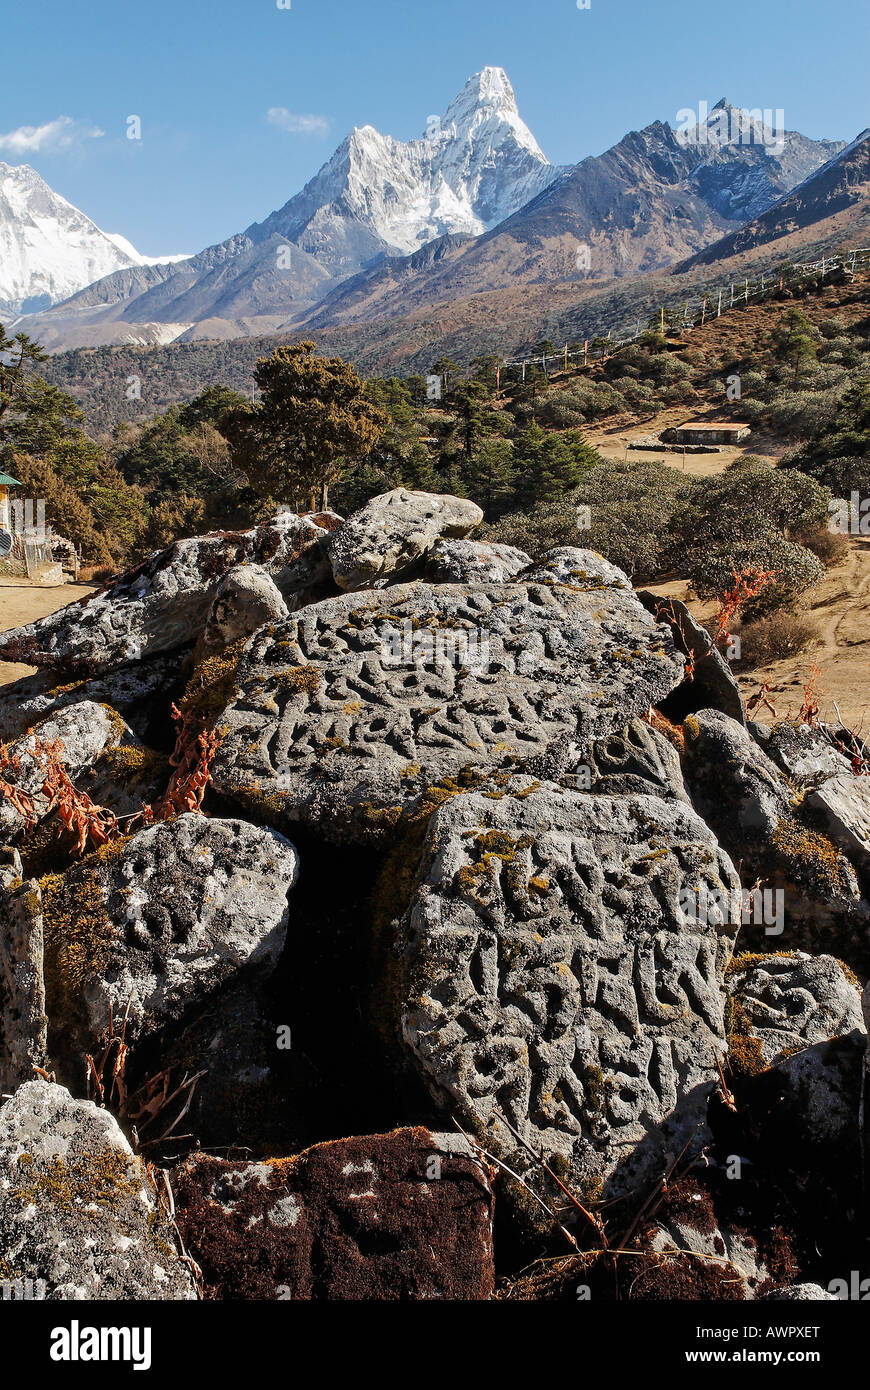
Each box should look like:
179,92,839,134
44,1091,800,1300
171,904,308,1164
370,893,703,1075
2,0,867,256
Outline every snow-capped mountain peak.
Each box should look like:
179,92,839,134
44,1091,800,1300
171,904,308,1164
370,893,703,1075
0,162,187,316
255,67,560,270
436,65,545,159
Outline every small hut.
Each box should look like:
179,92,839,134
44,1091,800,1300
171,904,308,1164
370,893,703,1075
664,422,751,445
0,473,19,537
0,475,66,583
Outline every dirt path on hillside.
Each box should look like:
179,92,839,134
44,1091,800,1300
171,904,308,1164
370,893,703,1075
646,539,870,732
0,580,96,686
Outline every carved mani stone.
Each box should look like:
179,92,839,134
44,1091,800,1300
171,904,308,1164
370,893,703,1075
211,582,684,844
399,784,741,1200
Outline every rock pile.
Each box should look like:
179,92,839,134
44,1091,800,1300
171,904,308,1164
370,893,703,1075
0,491,865,1301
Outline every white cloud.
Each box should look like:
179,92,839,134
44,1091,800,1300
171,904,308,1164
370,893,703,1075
0,115,105,154
267,108,329,136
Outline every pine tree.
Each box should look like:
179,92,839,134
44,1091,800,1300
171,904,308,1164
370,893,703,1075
453,379,491,456
221,341,386,510
771,308,819,385
463,438,516,520
513,425,591,507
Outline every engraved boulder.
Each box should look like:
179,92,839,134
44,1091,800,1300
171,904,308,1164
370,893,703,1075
397,782,741,1202
210,580,685,845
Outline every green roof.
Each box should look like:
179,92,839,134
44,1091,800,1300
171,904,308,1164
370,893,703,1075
0,475,20,487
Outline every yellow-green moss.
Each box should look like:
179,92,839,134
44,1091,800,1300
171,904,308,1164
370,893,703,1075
11,1147,142,1211
581,1064,607,1118
772,817,850,899
98,703,131,744
725,996,766,1079
178,638,248,729
273,666,320,699
93,743,169,791
835,958,861,989
39,838,129,1015
726,949,798,978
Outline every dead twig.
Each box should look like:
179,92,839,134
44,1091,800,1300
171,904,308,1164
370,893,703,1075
493,1106,608,1249
452,1119,581,1253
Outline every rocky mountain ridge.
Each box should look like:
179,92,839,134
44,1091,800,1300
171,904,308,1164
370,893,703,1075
8,86,845,351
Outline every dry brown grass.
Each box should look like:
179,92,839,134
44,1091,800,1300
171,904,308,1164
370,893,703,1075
733,612,820,669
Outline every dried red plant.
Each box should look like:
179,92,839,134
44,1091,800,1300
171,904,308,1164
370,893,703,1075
35,737,120,853
796,663,823,727
745,680,782,721
0,700,222,862
0,743,38,829
145,703,223,822
712,565,779,650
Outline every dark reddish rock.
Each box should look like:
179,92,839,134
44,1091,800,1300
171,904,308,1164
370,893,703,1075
172,1128,495,1300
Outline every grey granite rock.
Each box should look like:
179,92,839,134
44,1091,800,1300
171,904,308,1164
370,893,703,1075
526,547,632,591
0,700,137,842
0,1081,195,1299
682,709,869,960
637,591,746,727
0,655,184,745
585,717,690,801
326,489,483,591
426,538,532,584
195,564,289,661
0,849,46,1093
728,953,863,1066
399,783,740,1200
0,511,334,679
731,953,865,1153
43,814,298,1054
682,709,792,848
763,721,854,791
762,1283,837,1301
806,774,870,878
